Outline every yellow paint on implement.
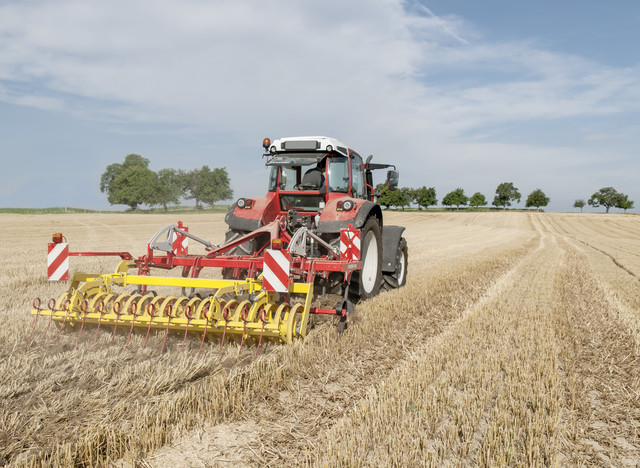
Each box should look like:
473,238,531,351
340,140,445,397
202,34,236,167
31,268,313,344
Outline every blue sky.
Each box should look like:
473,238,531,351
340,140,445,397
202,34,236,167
1,0,638,212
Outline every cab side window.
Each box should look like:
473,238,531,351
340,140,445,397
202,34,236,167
328,156,349,193
350,152,365,199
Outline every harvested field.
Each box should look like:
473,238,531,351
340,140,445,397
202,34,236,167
1,212,639,467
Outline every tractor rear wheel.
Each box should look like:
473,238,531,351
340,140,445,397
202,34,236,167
221,229,252,279
351,217,382,301
381,237,408,291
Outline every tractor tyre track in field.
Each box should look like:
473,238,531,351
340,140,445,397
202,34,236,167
141,233,538,467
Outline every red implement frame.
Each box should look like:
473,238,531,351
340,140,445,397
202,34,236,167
59,216,360,318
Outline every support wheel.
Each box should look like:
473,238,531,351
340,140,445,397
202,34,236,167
381,237,408,291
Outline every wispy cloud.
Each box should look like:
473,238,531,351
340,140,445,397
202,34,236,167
1,0,639,210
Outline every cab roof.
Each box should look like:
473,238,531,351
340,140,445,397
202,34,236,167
268,136,349,155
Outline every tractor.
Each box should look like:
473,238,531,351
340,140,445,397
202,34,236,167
224,136,408,299
30,136,408,349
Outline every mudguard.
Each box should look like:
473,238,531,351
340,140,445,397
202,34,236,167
317,200,382,234
381,225,406,273
225,193,279,232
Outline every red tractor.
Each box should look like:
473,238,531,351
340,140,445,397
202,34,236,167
224,136,408,300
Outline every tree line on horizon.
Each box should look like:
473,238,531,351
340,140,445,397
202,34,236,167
377,182,635,213
573,187,634,213
100,154,233,211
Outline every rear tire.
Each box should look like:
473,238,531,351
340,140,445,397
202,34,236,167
221,229,252,279
351,217,382,301
381,237,408,291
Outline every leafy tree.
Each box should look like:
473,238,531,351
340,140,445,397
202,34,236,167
588,187,620,213
525,189,550,211
397,187,413,210
100,154,156,210
149,168,185,211
469,192,488,208
442,188,469,211
492,182,521,209
376,184,411,210
573,199,586,212
616,193,634,213
375,183,392,209
412,186,437,210
184,166,233,208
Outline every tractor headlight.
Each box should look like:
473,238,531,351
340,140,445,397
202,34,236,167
237,198,253,209
337,200,354,211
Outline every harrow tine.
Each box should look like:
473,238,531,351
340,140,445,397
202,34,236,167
197,303,211,357
180,305,193,352
143,303,158,349
76,299,89,344
110,301,123,343
41,298,57,342
218,303,234,360
29,298,42,343
160,304,173,354
93,300,105,344
54,298,71,340
238,303,250,353
255,307,268,356
123,302,139,349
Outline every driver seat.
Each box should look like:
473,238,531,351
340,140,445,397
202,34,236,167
301,167,324,189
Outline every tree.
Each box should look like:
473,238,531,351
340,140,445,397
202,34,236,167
573,199,586,212
616,193,634,213
412,186,437,210
397,187,413,210
442,188,469,211
100,154,156,210
525,189,550,211
183,166,233,209
492,182,521,209
469,192,488,208
376,184,411,210
588,187,620,213
376,184,392,209
149,168,185,211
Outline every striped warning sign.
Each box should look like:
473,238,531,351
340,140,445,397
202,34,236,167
263,249,290,293
340,226,361,261
48,242,69,281
172,230,189,255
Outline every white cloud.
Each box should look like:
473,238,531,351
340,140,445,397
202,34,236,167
0,0,639,211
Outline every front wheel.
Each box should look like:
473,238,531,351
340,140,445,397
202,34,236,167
351,217,382,301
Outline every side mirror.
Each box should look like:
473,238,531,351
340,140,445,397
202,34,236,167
386,170,399,190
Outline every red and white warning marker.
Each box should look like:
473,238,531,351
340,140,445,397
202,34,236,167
48,242,69,281
340,225,361,261
172,221,189,255
262,249,291,293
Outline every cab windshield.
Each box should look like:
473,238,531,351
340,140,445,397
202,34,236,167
268,155,351,194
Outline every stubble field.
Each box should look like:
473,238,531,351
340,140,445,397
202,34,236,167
0,211,639,467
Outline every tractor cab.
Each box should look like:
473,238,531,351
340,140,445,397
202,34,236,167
264,136,367,214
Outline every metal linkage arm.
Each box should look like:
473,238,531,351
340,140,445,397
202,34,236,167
149,224,218,253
